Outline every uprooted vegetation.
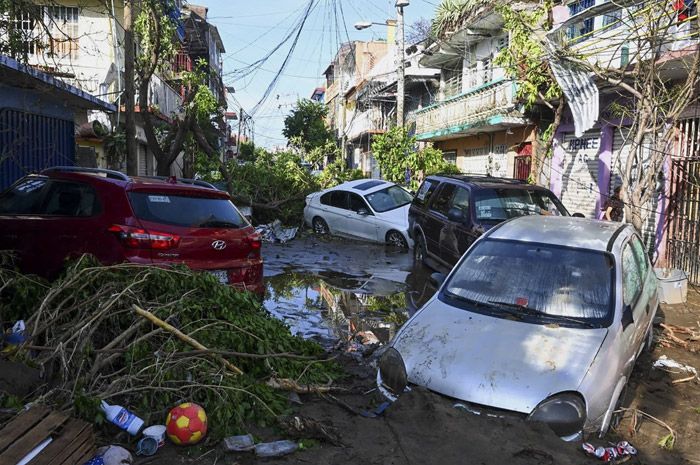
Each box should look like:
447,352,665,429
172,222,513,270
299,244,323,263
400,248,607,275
0,256,341,438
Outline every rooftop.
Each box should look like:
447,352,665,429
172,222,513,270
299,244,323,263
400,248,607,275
489,216,627,251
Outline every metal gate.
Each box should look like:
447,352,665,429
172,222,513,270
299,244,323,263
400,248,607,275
0,109,75,190
514,155,531,180
667,158,700,284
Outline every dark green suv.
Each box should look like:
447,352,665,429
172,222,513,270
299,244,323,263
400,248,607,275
409,174,570,270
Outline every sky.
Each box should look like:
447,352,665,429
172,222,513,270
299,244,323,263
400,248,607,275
202,0,439,148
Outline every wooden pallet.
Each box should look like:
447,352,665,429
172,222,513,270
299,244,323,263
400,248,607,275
0,407,95,465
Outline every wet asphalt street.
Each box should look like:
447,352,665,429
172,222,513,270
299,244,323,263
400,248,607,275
262,232,437,348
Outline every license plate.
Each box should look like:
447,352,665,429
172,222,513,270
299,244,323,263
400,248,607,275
209,270,228,284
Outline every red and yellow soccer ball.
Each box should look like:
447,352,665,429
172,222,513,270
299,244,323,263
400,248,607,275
165,403,208,445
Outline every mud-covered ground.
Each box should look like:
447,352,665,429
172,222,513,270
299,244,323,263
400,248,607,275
82,234,700,464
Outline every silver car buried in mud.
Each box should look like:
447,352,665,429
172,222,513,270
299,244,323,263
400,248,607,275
377,216,659,440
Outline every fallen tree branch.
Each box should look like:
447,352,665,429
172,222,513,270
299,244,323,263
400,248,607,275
133,304,244,376
266,377,345,394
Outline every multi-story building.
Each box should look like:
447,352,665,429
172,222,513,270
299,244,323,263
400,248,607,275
4,1,185,175
548,0,700,281
344,44,439,177
413,5,536,180
323,38,392,165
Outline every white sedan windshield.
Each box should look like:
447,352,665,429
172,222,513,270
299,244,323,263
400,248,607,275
365,186,413,213
443,239,613,323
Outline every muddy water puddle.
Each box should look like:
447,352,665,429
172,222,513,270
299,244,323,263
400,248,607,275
263,235,437,349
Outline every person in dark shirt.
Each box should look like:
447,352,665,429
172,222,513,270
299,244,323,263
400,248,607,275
604,185,624,222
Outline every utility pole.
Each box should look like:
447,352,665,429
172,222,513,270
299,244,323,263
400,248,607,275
124,0,137,175
236,107,243,157
396,0,407,127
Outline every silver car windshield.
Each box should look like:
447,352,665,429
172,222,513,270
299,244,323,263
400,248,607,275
364,186,413,213
442,239,614,325
474,189,568,221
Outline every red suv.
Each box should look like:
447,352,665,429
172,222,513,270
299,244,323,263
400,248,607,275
0,167,264,295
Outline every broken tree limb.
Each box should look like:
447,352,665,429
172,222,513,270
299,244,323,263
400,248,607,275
266,377,345,394
660,323,690,348
132,304,243,375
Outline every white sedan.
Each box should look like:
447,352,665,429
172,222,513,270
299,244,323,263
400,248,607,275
303,179,413,248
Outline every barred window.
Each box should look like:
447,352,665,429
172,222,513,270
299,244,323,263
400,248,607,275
46,6,79,59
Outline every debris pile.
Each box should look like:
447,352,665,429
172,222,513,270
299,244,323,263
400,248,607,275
255,220,299,243
0,255,339,439
657,323,700,351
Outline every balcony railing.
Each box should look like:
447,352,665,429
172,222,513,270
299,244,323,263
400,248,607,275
415,78,516,137
345,109,389,140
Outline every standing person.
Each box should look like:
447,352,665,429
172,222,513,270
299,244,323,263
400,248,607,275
603,185,624,222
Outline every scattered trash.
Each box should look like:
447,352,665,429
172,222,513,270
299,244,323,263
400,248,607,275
166,403,208,445
361,401,392,418
582,441,637,462
255,220,298,243
254,440,299,457
653,355,699,383
135,436,159,456
82,445,133,465
2,320,26,354
142,424,166,448
223,434,255,452
16,438,52,465
101,400,144,436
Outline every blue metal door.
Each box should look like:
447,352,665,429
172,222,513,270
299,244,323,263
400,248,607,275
0,109,75,190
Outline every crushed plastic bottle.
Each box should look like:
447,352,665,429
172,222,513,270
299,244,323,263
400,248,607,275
254,440,298,457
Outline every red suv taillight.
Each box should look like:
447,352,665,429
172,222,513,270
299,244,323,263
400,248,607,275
246,234,261,258
108,224,180,250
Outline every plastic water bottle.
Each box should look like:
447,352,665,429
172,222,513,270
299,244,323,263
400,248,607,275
100,401,144,435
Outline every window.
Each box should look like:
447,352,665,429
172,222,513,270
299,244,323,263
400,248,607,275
567,18,594,42
443,239,614,326
622,244,642,306
602,9,622,30
474,188,568,221
320,190,348,210
443,150,457,165
46,6,79,58
414,180,439,206
465,147,489,157
365,186,413,213
0,178,49,214
44,181,100,217
450,187,470,215
430,183,456,216
481,57,492,84
128,193,247,228
568,0,594,15
443,68,463,98
349,193,370,213
630,235,650,278
11,10,39,56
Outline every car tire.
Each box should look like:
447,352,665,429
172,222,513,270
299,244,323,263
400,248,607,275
644,322,656,353
312,216,329,235
414,234,427,265
386,230,408,249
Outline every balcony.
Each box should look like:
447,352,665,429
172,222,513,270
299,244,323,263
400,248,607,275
345,108,390,141
415,78,525,140
137,73,182,119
